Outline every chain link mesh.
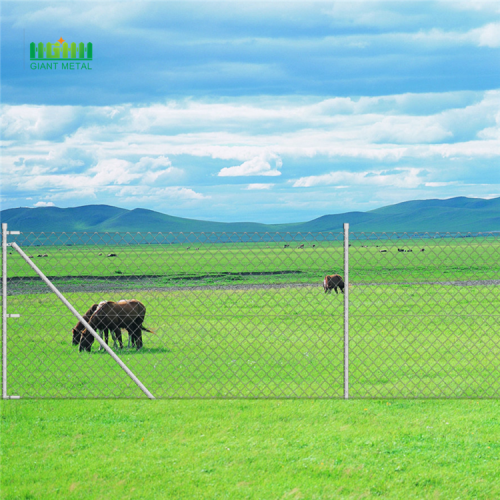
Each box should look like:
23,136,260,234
2,230,498,398
348,231,499,398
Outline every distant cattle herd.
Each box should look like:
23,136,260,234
83,245,425,254
279,245,424,252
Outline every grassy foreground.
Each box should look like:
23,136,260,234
1,399,499,499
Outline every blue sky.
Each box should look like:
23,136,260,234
1,1,499,223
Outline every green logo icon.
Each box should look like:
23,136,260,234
30,38,92,61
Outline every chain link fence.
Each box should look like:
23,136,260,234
2,227,499,398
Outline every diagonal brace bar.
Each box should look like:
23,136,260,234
10,242,155,400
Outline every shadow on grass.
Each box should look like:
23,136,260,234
87,346,172,355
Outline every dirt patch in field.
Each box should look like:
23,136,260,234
6,277,500,296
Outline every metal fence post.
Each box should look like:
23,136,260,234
2,223,7,399
2,224,21,400
343,223,349,399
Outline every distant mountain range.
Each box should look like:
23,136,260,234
1,197,499,233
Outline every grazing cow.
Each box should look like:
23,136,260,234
107,253,117,257
72,304,98,345
298,244,304,249
323,274,345,295
72,303,123,349
284,244,290,248
79,299,153,352
398,248,405,252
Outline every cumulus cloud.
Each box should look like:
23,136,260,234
0,105,81,141
117,186,209,201
4,90,498,166
136,156,172,170
408,22,500,48
134,156,184,184
454,1,500,13
89,159,141,186
218,154,282,177
293,168,425,190
471,22,500,47
424,182,459,187
33,201,55,207
159,187,208,200
1,91,499,216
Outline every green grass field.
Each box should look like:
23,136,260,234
5,284,500,399
2,399,499,499
8,235,500,285
2,235,499,498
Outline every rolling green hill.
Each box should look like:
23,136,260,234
1,196,499,233
289,196,500,233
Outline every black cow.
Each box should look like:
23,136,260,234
72,303,123,349
323,275,345,294
77,299,153,352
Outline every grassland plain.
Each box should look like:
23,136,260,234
1,399,500,499
2,234,499,497
5,283,500,399
7,235,500,285
4,234,500,398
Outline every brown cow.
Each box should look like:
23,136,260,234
72,303,123,349
78,299,153,352
323,274,345,294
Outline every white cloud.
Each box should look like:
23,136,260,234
470,22,500,47
117,186,209,201
4,91,499,164
424,181,459,187
134,156,184,184
218,154,282,177
453,1,500,14
33,201,55,207
408,23,500,48
0,105,79,140
246,183,275,190
89,159,141,186
136,156,172,170
2,91,499,213
159,187,208,200
293,168,425,189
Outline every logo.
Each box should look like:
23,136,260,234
29,38,93,70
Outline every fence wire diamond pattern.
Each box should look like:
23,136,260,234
2,229,499,398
